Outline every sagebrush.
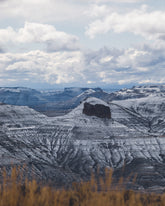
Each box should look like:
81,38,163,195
0,167,164,206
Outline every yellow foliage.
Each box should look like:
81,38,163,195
0,167,163,206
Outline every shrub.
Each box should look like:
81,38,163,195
0,167,163,206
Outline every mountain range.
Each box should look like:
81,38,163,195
0,85,165,191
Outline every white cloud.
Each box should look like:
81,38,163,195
79,0,146,3
0,22,79,51
0,50,85,85
85,4,111,18
86,5,165,40
0,0,87,23
0,0,163,88
83,46,165,85
0,43,165,87
0,0,146,25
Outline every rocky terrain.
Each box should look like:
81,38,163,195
0,85,165,191
0,87,106,116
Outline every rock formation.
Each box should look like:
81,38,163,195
83,102,111,119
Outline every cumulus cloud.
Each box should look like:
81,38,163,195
0,50,85,85
0,0,87,23
79,0,146,3
0,22,79,52
86,5,165,40
0,47,4,53
0,0,145,25
0,43,165,86
0,0,163,88
85,4,111,18
83,45,165,85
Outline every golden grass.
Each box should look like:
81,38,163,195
0,167,164,206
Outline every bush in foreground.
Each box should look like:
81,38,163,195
0,167,164,206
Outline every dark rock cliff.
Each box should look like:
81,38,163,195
83,102,111,119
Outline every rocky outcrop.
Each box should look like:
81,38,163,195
83,102,111,119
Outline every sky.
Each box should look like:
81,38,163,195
0,0,165,89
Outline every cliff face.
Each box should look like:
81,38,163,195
83,102,111,119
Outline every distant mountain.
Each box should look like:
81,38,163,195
37,85,165,116
0,87,104,116
1,85,164,117
41,87,103,102
0,87,46,107
108,85,165,101
35,88,110,116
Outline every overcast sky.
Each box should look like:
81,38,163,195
0,0,165,89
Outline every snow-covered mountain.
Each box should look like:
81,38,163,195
0,85,165,190
37,84,165,117
108,85,165,101
35,88,110,116
0,87,46,107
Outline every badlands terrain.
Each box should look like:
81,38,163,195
0,85,165,191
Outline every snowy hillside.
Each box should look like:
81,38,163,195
108,85,165,101
0,87,165,190
0,87,165,191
